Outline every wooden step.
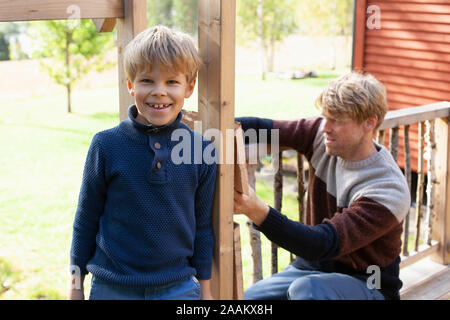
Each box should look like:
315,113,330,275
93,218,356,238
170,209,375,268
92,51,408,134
400,258,450,300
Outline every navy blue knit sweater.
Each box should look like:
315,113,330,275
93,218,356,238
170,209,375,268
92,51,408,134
70,105,217,287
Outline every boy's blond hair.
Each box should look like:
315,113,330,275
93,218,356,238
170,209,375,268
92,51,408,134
315,72,388,130
124,25,201,83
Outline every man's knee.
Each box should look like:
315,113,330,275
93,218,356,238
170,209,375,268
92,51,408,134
288,276,329,300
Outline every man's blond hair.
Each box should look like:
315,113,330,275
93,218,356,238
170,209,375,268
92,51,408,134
315,72,388,130
123,25,201,83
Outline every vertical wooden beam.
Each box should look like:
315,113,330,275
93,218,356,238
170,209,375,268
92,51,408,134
403,125,411,257
233,222,244,300
117,0,147,121
198,0,236,299
414,122,425,251
352,0,367,71
432,117,450,265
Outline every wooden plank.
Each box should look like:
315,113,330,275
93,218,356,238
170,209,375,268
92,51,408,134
431,117,450,265
365,45,450,63
367,63,450,84
379,11,450,24
116,0,147,122
379,102,450,130
370,0,450,3
92,18,117,33
351,0,367,71
414,122,425,251
198,0,236,300
387,92,436,111
387,93,438,109
234,124,249,195
367,72,450,92
0,0,123,22
402,125,411,256
400,241,439,269
368,2,450,14
379,21,450,33
366,37,450,53
233,222,244,300
385,83,450,101
425,120,436,245
401,266,450,300
366,29,450,43
365,53,450,73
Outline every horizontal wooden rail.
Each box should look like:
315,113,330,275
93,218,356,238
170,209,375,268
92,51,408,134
0,0,123,22
379,101,450,130
400,241,439,269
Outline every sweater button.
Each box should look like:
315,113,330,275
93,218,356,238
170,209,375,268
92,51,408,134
156,162,162,169
154,142,161,150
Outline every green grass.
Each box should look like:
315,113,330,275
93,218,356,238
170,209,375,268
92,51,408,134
0,70,343,299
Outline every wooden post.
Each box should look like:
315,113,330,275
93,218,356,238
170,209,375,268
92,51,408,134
233,222,244,300
352,0,367,71
198,0,236,299
432,116,450,265
117,0,147,121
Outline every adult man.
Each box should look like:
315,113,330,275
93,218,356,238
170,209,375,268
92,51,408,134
234,72,410,300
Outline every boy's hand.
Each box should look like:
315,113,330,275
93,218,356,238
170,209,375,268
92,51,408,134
199,279,214,300
67,273,86,300
68,288,85,300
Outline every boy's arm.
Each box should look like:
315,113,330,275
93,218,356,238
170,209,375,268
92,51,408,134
70,134,107,282
67,273,86,300
190,146,217,284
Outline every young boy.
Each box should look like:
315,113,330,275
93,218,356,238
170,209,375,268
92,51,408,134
68,26,217,300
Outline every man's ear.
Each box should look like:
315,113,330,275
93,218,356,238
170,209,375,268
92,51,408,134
185,77,196,98
364,116,378,133
126,78,135,97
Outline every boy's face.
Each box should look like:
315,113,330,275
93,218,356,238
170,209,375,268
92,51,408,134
127,64,196,127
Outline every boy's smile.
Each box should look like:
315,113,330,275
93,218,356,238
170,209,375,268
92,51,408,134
127,64,196,127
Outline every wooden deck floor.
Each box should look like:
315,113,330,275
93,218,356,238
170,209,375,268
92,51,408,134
400,257,450,300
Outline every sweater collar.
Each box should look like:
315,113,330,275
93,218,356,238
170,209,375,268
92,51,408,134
119,105,183,144
128,104,182,133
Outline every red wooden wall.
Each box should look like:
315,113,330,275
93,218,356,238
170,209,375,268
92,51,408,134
352,0,450,172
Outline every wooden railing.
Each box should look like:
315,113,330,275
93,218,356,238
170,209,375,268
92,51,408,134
244,101,450,284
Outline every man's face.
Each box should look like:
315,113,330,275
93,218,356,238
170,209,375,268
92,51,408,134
127,64,195,127
320,114,368,161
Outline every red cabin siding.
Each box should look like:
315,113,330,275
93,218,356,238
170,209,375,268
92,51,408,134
352,0,450,172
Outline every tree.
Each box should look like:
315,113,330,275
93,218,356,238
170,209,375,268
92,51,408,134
147,0,197,36
0,32,9,60
147,0,174,28
29,20,114,113
0,22,28,60
172,0,197,37
238,0,298,80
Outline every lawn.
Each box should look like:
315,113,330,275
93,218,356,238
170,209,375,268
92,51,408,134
0,70,344,299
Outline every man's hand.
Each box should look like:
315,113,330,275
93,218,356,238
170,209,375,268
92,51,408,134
234,186,270,226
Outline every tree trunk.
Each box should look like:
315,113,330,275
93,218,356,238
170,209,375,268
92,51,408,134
268,37,275,73
65,25,72,113
257,0,266,81
66,84,72,114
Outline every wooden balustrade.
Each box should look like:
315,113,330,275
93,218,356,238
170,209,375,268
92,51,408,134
244,101,450,284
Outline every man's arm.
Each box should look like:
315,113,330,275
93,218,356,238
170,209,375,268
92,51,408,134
236,117,323,160
234,187,339,261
